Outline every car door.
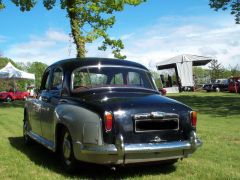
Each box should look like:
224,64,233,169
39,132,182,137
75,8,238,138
41,67,63,142
29,69,51,136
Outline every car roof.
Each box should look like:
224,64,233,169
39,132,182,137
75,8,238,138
50,57,148,71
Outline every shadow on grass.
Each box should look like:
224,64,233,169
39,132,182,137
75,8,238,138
8,136,176,179
170,94,240,117
0,100,25,108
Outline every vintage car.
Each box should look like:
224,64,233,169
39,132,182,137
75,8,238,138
24,58,202,171
202,79,229,92
0,90,29,101
228,76,240,93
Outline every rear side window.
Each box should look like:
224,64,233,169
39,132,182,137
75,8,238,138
41,70,51,90
52,68,63,90
110,73,123,85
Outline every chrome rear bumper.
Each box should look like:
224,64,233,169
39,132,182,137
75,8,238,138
73,131,202,165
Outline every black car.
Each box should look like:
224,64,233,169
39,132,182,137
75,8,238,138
24,58,202,171
203,79,229,92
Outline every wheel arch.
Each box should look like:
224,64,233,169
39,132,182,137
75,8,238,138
55,122,68,153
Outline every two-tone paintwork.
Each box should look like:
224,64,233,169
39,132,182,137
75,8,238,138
24,58,202,165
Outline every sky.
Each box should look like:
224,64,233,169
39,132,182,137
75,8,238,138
0,0,239,69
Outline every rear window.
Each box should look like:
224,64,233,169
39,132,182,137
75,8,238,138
72,66,157,93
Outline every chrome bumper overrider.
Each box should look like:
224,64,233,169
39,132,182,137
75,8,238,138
74,131,202,165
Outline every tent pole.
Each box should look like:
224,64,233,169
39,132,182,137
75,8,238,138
174,65,181,92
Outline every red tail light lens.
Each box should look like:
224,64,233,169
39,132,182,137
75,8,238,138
104,111,113,132
191,111,197,127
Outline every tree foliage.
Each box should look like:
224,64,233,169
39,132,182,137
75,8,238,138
16,61,47,88
27,62,47,88
2,0,146,59
208,59,224,80
0,0,5,10
209,0,240,24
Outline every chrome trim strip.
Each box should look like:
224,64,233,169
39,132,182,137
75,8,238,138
27,131,55,151
133,112,179,120
124,141,191,153
78,139,202,155
74,65,149,73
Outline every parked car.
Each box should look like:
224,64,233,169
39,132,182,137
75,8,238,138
228,76,240,93
24,58,202,171
0,90,29,102
158,88,167,96
202,79,229,92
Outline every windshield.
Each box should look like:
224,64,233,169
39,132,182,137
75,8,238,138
71,66,157,93
214,79,228,84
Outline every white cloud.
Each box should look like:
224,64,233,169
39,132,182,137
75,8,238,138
0,35,7,43
120,33,135,40
5,29,76,64
120,16,240,69
3,15,240,69
45,29,69,42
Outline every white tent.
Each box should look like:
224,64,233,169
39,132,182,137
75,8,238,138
156,54,213,87
0,62,35,80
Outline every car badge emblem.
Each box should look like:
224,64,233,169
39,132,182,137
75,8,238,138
151,136,165,143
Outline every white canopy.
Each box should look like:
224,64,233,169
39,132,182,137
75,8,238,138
0,62,35,80
156,54,213,87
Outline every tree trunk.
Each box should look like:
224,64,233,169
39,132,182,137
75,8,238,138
66,1,86,58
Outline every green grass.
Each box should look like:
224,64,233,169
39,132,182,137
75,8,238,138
0,92,240,179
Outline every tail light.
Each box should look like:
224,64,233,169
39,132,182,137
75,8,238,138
104,111,113,132
191,111,197,127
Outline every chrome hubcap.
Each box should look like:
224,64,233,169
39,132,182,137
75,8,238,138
63,133,71,161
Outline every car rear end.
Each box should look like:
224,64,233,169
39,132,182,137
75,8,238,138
105,100,201,165
73,92,202,165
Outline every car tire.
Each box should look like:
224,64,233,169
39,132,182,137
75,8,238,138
6,96,12,102
23,96,27,101
23,113,32,145
60,128,77,172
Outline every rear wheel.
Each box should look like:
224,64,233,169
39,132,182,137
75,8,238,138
60,128,77,172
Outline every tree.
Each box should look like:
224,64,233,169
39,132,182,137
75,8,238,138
27,62,47,88
1,0,145,59
209,0,240,24
228,64,240,76
208,59,224,81
0,0,5,10
193,67,211,85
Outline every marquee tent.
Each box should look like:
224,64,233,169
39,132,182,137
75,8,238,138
0,62,35,80
156,54,214,92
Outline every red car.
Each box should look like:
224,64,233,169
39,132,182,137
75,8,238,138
228,77,240,93
0,91,30,102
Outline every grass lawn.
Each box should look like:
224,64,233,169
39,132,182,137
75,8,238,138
0,92,240,179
